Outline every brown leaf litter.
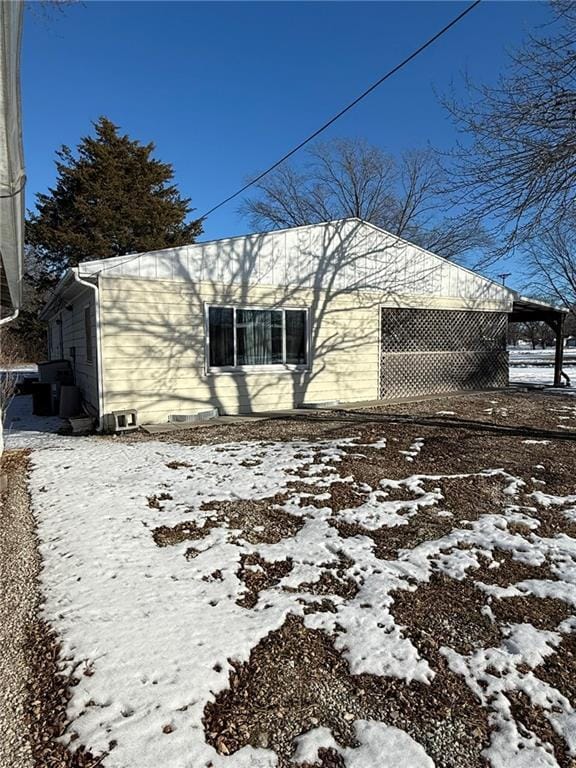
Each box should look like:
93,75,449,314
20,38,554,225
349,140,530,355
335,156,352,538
203,614,491,768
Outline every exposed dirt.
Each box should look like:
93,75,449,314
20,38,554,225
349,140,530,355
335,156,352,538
296,748,346,768
391,574,503,656
299,598,338,615
152,520,213,547
112,391,567,445
506,690,574,768
1,450,103,768
299,481,370,512
203,614,491,768
200,497,305,544
32,390,576,765
471,550,557,588
427,475,511,520
491,594,573,632
128,392,576,766
165,460,193,469
236,554,293,609
533,632,576,707
25,620,104,767
291,570,360,601
519,503,576,540
333,511,454,561
146,492,173,510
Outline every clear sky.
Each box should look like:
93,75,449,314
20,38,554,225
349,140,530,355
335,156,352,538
22,1,551,285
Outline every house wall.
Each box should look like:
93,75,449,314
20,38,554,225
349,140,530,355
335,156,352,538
99,275,509,425
48,287,99,413
81,219,511,309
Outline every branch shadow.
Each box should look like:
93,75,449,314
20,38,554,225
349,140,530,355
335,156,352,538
91,219,510,425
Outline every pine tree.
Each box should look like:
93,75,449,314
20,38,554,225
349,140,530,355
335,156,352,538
27,117,202,274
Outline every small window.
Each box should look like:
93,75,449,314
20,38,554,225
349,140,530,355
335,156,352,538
84,306,93,364
207,306,308,370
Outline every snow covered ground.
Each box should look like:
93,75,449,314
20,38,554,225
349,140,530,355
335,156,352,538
509,365,576,391
5,394,576,768
508,350,576,393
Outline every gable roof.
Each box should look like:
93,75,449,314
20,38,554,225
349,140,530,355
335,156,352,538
73,218,512,309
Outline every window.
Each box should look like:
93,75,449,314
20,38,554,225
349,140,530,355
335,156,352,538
84,306,93,364
207,306,308,370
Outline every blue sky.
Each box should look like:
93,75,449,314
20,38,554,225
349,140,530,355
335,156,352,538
23,1,551,285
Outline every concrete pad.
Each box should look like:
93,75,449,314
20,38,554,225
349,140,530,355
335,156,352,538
141,423,180,435
141,414,271,434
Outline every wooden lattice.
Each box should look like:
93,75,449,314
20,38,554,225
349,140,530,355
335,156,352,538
379,308,508,399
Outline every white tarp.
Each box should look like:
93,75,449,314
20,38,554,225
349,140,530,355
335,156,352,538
0,0,25,316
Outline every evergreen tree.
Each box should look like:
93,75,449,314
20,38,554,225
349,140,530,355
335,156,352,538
27,117,202,275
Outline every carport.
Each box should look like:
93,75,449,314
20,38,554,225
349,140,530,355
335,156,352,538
508,294,569,387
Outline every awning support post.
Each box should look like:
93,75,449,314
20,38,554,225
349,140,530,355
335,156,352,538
553,313,565,388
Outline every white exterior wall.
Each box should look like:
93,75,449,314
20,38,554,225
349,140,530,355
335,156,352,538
48,287,99,413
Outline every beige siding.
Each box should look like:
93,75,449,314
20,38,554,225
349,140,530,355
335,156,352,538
99,276,504,424
49,287,99,412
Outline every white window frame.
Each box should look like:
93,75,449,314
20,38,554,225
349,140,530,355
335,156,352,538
205,304,310,374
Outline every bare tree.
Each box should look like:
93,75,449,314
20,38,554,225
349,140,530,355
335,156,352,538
444,1,576,255
525,221,576,312
241,138,489,261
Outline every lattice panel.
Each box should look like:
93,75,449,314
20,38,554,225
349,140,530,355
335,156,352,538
380,309,508,399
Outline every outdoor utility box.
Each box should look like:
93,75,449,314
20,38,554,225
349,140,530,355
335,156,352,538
38,360,73,385
16,375,39,395
59,385,81,418
32,383,53,416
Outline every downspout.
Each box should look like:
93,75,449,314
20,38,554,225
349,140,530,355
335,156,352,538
0,308,19,325
71,268,105,431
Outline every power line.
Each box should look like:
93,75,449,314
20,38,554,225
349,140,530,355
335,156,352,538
93,0,480,278
199,0,481,221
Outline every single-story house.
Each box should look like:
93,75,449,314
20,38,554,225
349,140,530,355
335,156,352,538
39,218,567,429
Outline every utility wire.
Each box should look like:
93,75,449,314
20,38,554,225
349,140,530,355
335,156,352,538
92,0,480,278
198,0,481,220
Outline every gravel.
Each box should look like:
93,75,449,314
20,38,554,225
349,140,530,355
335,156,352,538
0,450,38,768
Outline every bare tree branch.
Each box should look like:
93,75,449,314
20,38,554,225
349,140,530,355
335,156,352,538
240,138,489,261
442,2,576,256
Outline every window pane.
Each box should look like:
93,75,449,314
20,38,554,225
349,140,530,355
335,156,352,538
286,310,307,365
208,307,234,367
236,309,283,365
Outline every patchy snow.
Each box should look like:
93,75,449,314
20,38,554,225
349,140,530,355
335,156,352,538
291,722,435,767
345,721,435,768
7,395,576,768
4,395,65,449
509,365,576,393
291,726,340,762
400,438,425,462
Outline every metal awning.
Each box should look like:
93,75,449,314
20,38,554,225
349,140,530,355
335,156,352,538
509,294,568,323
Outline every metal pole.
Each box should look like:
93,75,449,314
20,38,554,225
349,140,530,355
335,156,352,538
554,314,565,387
